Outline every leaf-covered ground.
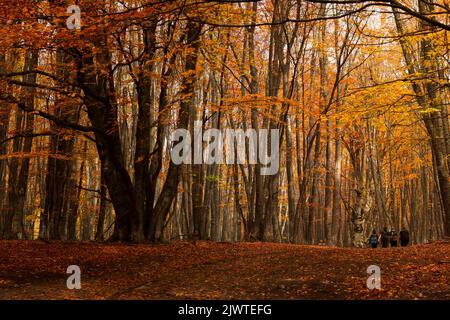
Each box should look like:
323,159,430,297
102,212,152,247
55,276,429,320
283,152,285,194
0,240,448,300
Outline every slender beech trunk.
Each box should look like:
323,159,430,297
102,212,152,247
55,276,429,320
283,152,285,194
4,49,38,239
148,21,202,241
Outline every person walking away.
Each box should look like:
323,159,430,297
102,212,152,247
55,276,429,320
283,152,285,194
400,227,410,247
389,228,398,247
369,230,378,248
380,227,389,248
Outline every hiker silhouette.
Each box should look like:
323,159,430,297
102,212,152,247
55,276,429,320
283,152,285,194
400,227,410,247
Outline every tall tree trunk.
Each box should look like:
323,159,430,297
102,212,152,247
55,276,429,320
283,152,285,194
392,1,450,237
134,18,157,241
331,117,343,245
148,21,202,241
80,33,140,242
4,49,38,239
0,52,10,233
40,48,78,240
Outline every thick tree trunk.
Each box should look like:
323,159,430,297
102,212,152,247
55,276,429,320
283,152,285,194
79,34,140,242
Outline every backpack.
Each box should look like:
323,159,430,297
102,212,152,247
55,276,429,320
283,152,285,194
370,234,378,245
381,231,389,242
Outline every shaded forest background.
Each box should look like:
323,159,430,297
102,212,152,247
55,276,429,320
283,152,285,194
0,0,449,246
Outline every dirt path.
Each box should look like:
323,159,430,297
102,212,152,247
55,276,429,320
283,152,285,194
0,241,448,300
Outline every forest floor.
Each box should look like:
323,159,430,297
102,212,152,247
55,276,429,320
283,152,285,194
0,240,448,300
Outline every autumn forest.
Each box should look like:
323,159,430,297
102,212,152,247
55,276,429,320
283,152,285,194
0,0,449,250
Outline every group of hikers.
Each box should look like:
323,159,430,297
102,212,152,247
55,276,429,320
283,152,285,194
369,227,410,248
